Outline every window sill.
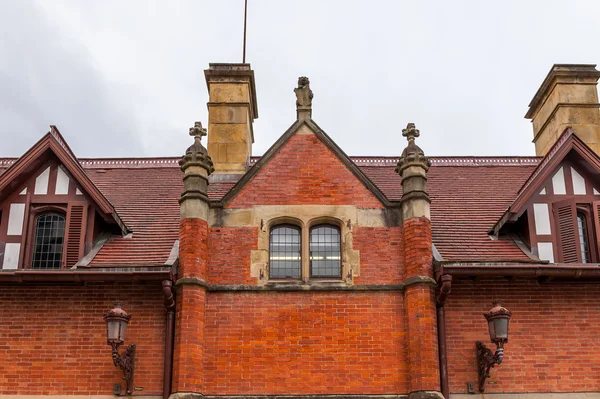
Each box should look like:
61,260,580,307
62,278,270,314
265,279,349,290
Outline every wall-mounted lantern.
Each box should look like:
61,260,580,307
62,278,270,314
476,301,512,392
104,302,136,395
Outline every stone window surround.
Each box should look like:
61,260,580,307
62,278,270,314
266,216,345,283
209,205,388,286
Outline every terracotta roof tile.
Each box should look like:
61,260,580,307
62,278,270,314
0,155,541,266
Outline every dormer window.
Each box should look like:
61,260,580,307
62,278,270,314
32,212,66,269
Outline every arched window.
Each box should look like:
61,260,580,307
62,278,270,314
32,212,66,269
269,225,301,279
310,224,341,277
577,211,590,264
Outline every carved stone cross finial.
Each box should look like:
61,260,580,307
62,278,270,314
402,123,420,142
189,121,207,142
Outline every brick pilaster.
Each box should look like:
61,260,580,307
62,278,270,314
171,122,213,399
403,218,440,396
397,123,443,399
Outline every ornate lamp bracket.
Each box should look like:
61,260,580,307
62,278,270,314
476,340,503,392
110,342,136,395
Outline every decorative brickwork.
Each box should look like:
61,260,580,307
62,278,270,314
203,292,407,395
446,278,600,394
227,133,384,209
0,283,165,396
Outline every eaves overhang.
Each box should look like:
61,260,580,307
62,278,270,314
0,269,172,284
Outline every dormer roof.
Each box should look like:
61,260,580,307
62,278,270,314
491,127,600,236
0,126,127,233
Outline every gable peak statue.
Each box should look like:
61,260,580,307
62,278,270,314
294,76,313,120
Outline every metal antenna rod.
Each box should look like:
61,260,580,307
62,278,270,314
242,0,248,63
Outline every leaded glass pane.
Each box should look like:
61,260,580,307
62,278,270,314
310,225,341,277
269,225,301,278
32,212,65,269
577,213,590,264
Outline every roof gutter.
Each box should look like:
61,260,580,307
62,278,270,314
0,270,171,284
440,263,600,278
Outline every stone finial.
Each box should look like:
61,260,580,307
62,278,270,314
180,122,213,173
179,122,214,219
396,122,431,175
294,76,313,120
396,123,431,220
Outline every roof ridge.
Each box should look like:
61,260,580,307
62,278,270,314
2,155,541,170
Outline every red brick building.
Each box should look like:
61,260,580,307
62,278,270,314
1,63,600,399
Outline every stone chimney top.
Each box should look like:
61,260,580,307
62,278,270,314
294,76,313,120
525,64,600,156
204,63,258,178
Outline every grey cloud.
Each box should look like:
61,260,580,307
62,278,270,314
1,0,600,159
0,0,143,157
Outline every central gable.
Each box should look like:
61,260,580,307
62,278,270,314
226,122,385,209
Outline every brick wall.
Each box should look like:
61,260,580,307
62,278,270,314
203,291,407,395
208,227,258,285
227,133,383,209
0,283,165,395
446,278,600,394
353,226,403,285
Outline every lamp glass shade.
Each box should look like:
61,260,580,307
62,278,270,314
107,319,126,344
488,317,509,342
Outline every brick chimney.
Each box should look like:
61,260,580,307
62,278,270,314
204,63,258,179
526,64,600,156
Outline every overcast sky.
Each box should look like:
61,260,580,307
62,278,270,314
2,1,600,158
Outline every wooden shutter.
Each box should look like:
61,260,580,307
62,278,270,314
554,200,580,263
64,203,88,267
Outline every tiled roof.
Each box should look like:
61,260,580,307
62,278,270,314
0,155,541,265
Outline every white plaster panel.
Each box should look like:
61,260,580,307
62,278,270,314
571,167,586,195
7,203,25,235
552,166,566,195
533,203,551,235
595,188,600,195
539,188,546,195
76,188,83,196
34,166,50,195
2,243,20,269
55,167,69,195
537,242,555,263
19,188,27,195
